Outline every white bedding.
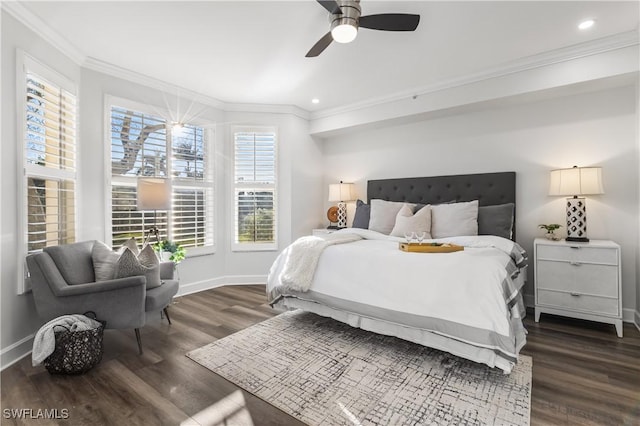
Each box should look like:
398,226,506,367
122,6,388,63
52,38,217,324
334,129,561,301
267,228,528,373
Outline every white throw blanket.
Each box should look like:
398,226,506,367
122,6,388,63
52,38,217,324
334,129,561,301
279,233,362,292
32,314,102,366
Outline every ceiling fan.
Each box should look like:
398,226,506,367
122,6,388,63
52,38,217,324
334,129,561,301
306,0,420,57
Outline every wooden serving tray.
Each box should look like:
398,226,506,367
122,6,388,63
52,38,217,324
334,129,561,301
399,242,464,253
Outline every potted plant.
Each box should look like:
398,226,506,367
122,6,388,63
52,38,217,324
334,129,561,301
539,224,562,241
152,240,186,263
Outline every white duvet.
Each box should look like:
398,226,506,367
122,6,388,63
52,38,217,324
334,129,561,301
267,228,527,371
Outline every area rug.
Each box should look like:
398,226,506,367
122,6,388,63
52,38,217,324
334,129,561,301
187,310,531,426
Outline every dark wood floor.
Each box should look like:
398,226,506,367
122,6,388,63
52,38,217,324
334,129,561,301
2,285,639,425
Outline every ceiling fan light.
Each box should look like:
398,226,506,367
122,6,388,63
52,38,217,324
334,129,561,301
331,23,358,43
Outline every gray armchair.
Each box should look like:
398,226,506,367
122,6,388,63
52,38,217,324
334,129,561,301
26,240,179,354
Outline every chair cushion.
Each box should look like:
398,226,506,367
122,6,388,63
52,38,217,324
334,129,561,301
115,246,162,289
145,279,179,312
44,241,95,285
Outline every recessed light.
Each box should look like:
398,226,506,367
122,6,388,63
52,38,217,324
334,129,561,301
311,98,320,104
578,19,595,30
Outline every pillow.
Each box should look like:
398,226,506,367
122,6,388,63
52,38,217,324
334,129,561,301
478,203,514,239
390,204,432,238
115,245,162,289
91,241,120,281
369,199,416,235
122,237,140,256
431,200,479,238
352,199,370,229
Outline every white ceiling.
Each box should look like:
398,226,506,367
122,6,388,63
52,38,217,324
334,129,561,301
19,1,640,112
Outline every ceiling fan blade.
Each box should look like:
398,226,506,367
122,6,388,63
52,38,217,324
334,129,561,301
359,14,420,31
306,32,334,57
316,0,342,15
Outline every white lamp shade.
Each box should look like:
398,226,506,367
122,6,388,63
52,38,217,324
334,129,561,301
548,167,604,196
328,183,356,202
137,178,171,210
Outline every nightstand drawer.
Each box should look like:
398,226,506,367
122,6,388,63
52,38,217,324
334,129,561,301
537,290,619,316
536,245,618,265
536,260,618,298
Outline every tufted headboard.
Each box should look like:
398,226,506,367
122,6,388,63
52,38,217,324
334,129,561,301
367,172,516,240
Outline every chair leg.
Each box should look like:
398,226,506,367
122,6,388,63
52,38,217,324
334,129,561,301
163,307,172,325
134,328,143,355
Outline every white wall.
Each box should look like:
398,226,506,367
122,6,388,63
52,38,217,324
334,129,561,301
1,11,323,368
1,11,82,366
322,85,639,317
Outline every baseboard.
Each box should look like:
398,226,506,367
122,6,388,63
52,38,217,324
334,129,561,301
1,333,34,372
634,310,640,333
175,275,267,298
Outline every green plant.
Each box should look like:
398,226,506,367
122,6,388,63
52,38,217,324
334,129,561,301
152,239,186,263
538,224,562,233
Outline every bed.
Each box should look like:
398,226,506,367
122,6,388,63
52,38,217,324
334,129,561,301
267,172,527,373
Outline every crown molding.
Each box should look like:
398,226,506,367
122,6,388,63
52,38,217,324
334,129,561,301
310,30,640,120
2,1,86,65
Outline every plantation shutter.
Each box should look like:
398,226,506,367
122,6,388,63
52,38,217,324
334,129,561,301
233,130,277,250
109,103,214,252
24,71,77,253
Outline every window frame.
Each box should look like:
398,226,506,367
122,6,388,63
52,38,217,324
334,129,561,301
230,125,278,252
104,96,216,257
17,50,79,294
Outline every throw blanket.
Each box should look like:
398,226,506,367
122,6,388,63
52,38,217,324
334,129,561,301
32,314,102,366
278,233,362,292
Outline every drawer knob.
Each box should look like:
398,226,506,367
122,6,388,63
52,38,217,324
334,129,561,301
569,246,581,249
570,262,582,266
570,292,581,297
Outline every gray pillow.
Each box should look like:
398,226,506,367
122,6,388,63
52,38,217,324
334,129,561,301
352,199,370,229
91,241,120,281
478,203,515,239
115,245,161,289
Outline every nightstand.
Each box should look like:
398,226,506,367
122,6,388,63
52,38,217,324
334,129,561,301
534,238,622,337
312,228,336,236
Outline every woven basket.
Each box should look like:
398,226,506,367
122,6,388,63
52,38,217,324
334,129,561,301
43,313,106,375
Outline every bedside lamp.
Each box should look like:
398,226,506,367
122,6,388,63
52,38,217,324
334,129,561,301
328,182,355,229
549,166,604,242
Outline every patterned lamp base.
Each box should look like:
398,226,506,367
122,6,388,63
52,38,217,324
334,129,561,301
566,197,589,242
337,202,347,229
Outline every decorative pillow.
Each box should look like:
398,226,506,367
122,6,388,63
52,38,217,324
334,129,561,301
91,241,120,281
369,199,416,235
431,200,479,238
478,203,514,239
352,199,370,229
115,245,162,289
122,237,140,256
390,204,432,238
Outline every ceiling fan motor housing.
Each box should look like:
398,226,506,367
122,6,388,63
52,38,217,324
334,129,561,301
330,0,361,33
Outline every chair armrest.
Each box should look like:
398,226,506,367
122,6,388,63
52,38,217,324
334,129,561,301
160,261,175,280
55,276,146,297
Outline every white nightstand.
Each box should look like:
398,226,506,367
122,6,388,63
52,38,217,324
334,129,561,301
534,238,622,337
312,228,337,236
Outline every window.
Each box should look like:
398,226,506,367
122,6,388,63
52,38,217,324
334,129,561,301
109,100,214,253
22,57,77,255
232,128,277,251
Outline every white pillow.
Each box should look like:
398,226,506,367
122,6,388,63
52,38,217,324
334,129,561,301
369,199,416,235
390,205,432,238
91,241,120,281
431,200,479,238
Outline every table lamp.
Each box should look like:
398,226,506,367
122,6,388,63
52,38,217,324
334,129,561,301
328,182,355,229
548,166,604,242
